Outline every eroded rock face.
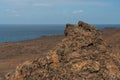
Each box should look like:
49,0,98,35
7,21,120,80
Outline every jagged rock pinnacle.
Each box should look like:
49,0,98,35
6,21,120,80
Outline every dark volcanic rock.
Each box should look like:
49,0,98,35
7,21,120,80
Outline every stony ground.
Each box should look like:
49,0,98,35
0,23,120,80
6,21,120,80
0,35,64,80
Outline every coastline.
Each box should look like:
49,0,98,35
0,34,63,44
0,35,64,80
0,27,120,43
0,27,120,79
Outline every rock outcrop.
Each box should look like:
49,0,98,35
6,21,120,80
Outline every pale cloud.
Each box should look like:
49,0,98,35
5,9,21,17
2,0,111,7
45,0,111,7
1,0,111,17
12,10,17,13
32,3,52,7
72,10,84,14
14,14,20,17
80,1,110,6
5,9,17,13
5,9,11,12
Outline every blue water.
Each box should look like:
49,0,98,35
94,24,120,29
0,24,119,43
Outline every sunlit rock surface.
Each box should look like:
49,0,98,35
7,21,120,80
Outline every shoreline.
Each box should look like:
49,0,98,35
0,34,64,79
0,27,120,44
0,34,64,44
0,27,120,79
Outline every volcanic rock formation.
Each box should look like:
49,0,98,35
6,21,120,80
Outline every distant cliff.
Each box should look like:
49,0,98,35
6,21,120,80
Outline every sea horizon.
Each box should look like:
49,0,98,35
0,24,120,43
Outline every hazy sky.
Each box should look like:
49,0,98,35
0,0,120,24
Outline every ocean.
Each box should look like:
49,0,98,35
0,24,120,43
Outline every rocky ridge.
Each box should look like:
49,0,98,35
6,21,120,80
